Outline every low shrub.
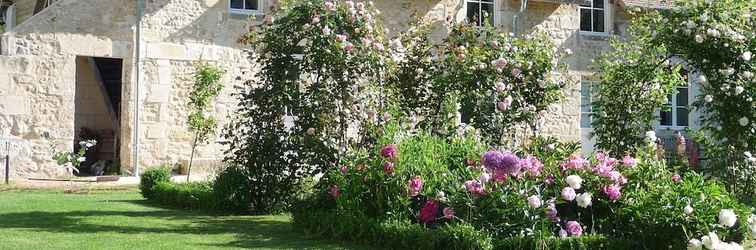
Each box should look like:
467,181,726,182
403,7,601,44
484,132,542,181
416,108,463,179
139,166,172,199
151,181,215,210
212,165,253,212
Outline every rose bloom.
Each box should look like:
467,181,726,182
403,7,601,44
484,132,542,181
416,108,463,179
561,187,576,201
408,176,423,197
565,221,583,236
381,144,398,161
443,207,455,219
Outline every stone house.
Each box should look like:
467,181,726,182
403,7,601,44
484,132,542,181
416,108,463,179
0,0,690,180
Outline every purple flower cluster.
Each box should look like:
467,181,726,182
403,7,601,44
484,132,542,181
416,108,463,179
520,155,543,176
481,150,521,181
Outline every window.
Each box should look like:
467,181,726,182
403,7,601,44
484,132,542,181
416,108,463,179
579,0,607,34
230,0,261,14
466,0,494,27
660,85,690,128
580,81,595,128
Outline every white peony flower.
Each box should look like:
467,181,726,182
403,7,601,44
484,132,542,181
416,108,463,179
527,195,542,208
742,51,752,61
576,193,592,208
734,86,744,95
739,117,749,127
705,95,714,103
684,204,694,215
702,232,720,250
695,34,705,43
718,209,737,228
743,71,753,79
688,239,703,250
646,131,658,143
565,175,583,189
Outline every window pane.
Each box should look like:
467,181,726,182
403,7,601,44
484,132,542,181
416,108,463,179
230,0,243,9
676,88,688,106
593,10,605,32
580,0,592,7
660,110,672,126
580,82,592,112
481,0,494,2
481,3,494,26
245,0,258,10
467,2,481,26
677,108,689,126
593,0,604,9
581,113,592,128
580,9,592,31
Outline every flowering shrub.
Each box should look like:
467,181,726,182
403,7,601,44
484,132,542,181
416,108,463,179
388,22,569,143
296,123,752,249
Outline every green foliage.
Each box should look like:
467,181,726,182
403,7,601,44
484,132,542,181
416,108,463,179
211,165,254,213
151,182,215,210
388,22,569,144
590,18,686,155
139,166,172,199
188,63,224,143
224,0,390,213
494,235,630,250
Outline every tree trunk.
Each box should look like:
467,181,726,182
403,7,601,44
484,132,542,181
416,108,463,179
187,134,198,182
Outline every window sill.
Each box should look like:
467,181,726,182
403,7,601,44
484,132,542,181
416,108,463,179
579,31,609,38
657,126,688,131
229,8,263,16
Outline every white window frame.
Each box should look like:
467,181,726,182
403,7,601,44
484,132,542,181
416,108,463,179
229,0,263,15
580,80,596,129
465,0,496,27
659,83,692,130
578,0,610,36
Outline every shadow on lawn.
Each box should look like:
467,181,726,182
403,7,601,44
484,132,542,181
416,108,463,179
0,202,361,249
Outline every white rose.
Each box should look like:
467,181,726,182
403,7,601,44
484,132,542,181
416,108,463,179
702,232,720,250
576,192,592,208
739,117,749,127
718,209,737,228
688,239,703,250
565,175,583,189
743,51,752,61
704,95,713,103
646,131,658,143
684,204,694,215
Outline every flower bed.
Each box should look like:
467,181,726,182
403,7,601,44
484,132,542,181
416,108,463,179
293,129,755,249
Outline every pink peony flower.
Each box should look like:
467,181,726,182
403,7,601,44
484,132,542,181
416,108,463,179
340,165,348,174
329,185,340,199
383,162,395,175
520,155,543,176
560,154,587,170
418,200,439,224
602,185,622,201
324,1,336,11
344,42,354,52
622,155,637,167
545,203,559,222
408,176,423,197
443,207,455,219
672,174,682,182
565,221,583,236
381,144,398,161
464,180,486,196
527,195,542,208
561,187,576,201
559,228,569,238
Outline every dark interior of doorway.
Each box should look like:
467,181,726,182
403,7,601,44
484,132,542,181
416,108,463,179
74,56,123,176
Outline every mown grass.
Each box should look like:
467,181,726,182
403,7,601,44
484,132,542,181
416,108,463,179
0,187,367,250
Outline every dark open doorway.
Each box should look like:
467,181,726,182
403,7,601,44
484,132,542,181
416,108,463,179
74,56,123,176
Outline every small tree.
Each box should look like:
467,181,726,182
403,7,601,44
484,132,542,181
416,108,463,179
187,63,224,181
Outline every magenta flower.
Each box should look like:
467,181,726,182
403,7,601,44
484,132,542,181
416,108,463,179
383,162,395,176
622,155,637,167
602,185,622,201
408,176,423,197
381,144,398,161
520,155,543,176
672,174,682,183
464,180,486,196
340,165,348,174
443,207,455,219
329,185,340,199
560,154,587,170
418,200,439,224
565,221,583,236
482,151,521,181
561,187,576,201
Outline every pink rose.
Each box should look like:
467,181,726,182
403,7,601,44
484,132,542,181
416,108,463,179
408,176,423,197
566,221,583,236
443,207,455,219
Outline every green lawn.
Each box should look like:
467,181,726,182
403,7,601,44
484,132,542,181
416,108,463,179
0,187,365,250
